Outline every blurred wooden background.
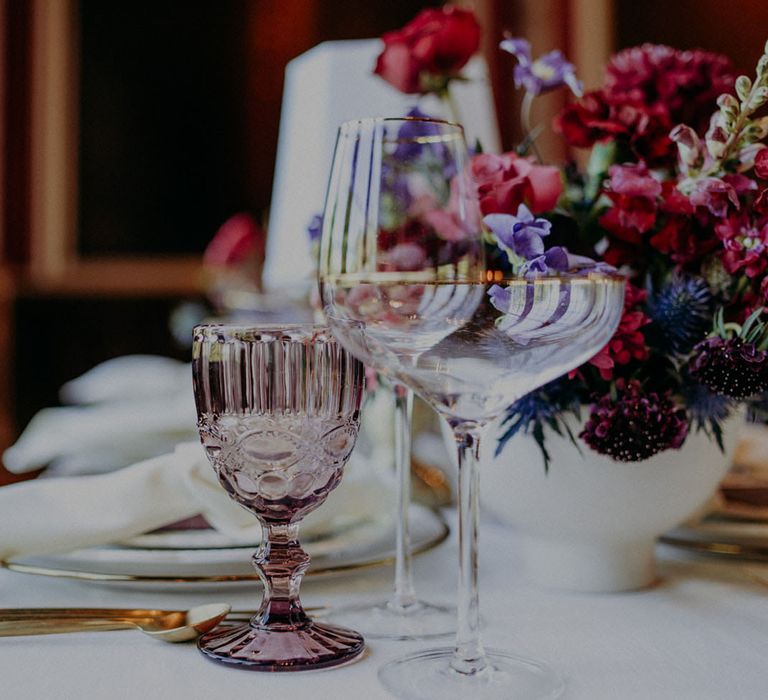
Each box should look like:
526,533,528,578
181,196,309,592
1,0,767,484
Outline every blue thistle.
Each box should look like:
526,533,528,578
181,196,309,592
647,276,712,355
681,382,732,451
497,378,582,471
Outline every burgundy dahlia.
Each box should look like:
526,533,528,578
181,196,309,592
688,336,768,399
604,44,735,133
555,44,734,166
580,380,688,462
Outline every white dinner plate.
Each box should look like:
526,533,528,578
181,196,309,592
3,505,449,590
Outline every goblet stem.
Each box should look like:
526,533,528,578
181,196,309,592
252,521,311,629
390,383,418,611
450,424,487,676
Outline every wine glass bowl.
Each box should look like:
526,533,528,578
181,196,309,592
324,273,623,424
191,324,366,670
318,117,480,640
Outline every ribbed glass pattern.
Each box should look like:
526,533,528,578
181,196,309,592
192,324,365,522
192,325,364,420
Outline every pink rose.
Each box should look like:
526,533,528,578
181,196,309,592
471,152,562,216
422,172,481,241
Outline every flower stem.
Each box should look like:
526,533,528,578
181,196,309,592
520,91,543,162
441,85,463,126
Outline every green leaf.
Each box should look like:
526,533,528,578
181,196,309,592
739,307,764,339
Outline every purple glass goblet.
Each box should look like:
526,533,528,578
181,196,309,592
192,324,366,670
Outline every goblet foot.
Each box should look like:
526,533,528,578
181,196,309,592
197,620,365,671
378,647,564,700
327,599,455,640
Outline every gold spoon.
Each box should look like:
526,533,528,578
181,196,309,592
0,603,231,643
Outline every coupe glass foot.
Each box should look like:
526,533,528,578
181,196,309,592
197,620,365,671
378,647,564,700
327,599,455,640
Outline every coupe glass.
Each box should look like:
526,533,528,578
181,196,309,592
319,117,625,698
191,323,366,670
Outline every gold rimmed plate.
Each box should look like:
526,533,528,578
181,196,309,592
660,515,768,562
2,505,448,590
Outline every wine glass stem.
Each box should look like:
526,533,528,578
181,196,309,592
252,522,311,628
451,425,487,675
390,383,417,611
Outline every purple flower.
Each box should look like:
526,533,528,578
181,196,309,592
525,247,568,273
580,379,689,462
307,213,323,243
484,204,551,259
395,106,445,160
484,204,608,275
500,36,582,97
524,248,606,275
688,336,768,399
488,283,512,313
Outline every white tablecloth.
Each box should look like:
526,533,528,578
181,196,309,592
1,515,767,700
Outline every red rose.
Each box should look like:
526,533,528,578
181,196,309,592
471,152,562,215
755,148,768,180
374,6,481,94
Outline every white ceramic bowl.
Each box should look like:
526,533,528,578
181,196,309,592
443,411,742,592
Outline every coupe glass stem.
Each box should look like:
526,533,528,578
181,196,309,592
252,522,311,629
450,424,487,676
389,383,418,612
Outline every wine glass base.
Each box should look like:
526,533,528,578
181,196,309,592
326,599,455,640
378,647,565,700
197,620,365,671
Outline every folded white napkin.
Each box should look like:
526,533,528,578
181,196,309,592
3,356,198,476
3,394,198,475
0,442,394,561
59,355,192,405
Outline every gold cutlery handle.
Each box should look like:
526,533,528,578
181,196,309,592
0,607,164,618
0,618,137,637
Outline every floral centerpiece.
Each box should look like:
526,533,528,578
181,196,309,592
370,4,768,470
